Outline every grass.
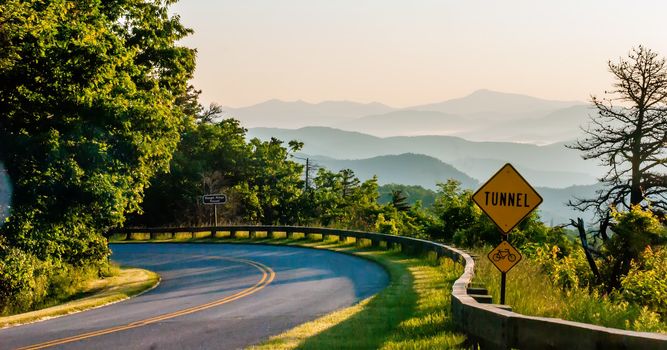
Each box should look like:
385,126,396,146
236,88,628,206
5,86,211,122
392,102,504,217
0,267,160,328
112,235,468,349
472,248,667,333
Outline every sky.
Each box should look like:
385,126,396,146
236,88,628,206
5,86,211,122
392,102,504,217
170,0,667,108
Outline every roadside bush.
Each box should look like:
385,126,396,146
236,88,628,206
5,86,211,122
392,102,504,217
598,206,667,291
0,245,109,316
533,244,594,290
0,247,48,314
620,246,667,317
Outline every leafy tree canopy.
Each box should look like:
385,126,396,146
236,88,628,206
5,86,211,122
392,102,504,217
0,0,195,263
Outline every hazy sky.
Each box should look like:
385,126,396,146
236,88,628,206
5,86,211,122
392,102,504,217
171,1,667,108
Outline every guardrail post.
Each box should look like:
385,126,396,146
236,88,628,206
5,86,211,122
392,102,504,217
230,229,236,239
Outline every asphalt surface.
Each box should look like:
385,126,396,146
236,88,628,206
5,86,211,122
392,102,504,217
0,243,389,350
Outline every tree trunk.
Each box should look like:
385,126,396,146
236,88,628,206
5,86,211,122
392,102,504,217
630,110,644,205
572,218,601,283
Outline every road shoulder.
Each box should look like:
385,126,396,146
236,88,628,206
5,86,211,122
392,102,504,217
0,267,159,329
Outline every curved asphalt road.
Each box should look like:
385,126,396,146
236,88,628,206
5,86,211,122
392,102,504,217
0,243,388,350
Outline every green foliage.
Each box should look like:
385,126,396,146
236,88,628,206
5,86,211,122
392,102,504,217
597,206,667,290
130,119,306,226
474,248,667,333
532,244,594,290
240,137,305,224
311,169,381,230
390,190,410,212
429,180,481,242
620,246,667,316
0,247,45,313
507,207,667,329
0,0,194,313
425,180,573,249
0,242,107,316
373,202,434,239
133,118,251,226
378,184,437,208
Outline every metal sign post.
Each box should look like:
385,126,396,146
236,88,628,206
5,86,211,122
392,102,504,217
501,271,507,305
202,194,227,226
473,163,540,305
500,234,507,305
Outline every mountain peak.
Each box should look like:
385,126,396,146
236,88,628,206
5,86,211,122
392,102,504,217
412,90,582,116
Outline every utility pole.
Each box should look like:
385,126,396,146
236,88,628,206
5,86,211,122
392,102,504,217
305,158,309,191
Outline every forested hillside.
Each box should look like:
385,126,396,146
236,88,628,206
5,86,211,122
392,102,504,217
247,127,602,186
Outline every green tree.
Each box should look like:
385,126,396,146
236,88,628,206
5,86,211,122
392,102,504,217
0,0,195,311
130,117,250,226
430,180,481,241
378,184,437,208
599,206,667,291
390,190,411,212
340,169,361,199
311,169,380,229
237,137,304,225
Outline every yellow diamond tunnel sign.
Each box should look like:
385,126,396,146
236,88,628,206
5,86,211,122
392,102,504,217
472,163,543,234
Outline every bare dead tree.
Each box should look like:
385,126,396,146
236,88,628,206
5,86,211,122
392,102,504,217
568,46,667,221
197,103,224,124
566,46,667,289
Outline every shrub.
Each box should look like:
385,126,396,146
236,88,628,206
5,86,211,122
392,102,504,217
533,244,594,290
0,245,109,316
620,246,667,316
0,247,47,314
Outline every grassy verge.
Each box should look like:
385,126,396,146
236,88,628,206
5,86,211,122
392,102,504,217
473,249,667,333
0,267,159,328
112,234,467,349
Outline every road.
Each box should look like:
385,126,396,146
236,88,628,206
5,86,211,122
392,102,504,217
0,243,389,350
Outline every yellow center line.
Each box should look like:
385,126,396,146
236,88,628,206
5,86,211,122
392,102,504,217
16,256,276,350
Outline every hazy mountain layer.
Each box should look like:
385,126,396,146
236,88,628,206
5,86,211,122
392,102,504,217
410,89,582,117
221,99,395,128
247,126,603,186
536,184,600,225
333,110,478,137
450,157,597,188
224,89,588,144
451,105,594,144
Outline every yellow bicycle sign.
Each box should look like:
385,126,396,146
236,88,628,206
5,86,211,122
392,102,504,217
487,241,522,273
492,248,518,263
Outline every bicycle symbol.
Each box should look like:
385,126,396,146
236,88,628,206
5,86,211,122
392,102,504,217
492,249,517,262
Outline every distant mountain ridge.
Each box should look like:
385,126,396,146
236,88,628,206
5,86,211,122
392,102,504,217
221,99,395,128
410,89,582,116
223,89,588,144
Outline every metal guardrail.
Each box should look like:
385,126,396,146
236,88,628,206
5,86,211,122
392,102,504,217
106,225,667,349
